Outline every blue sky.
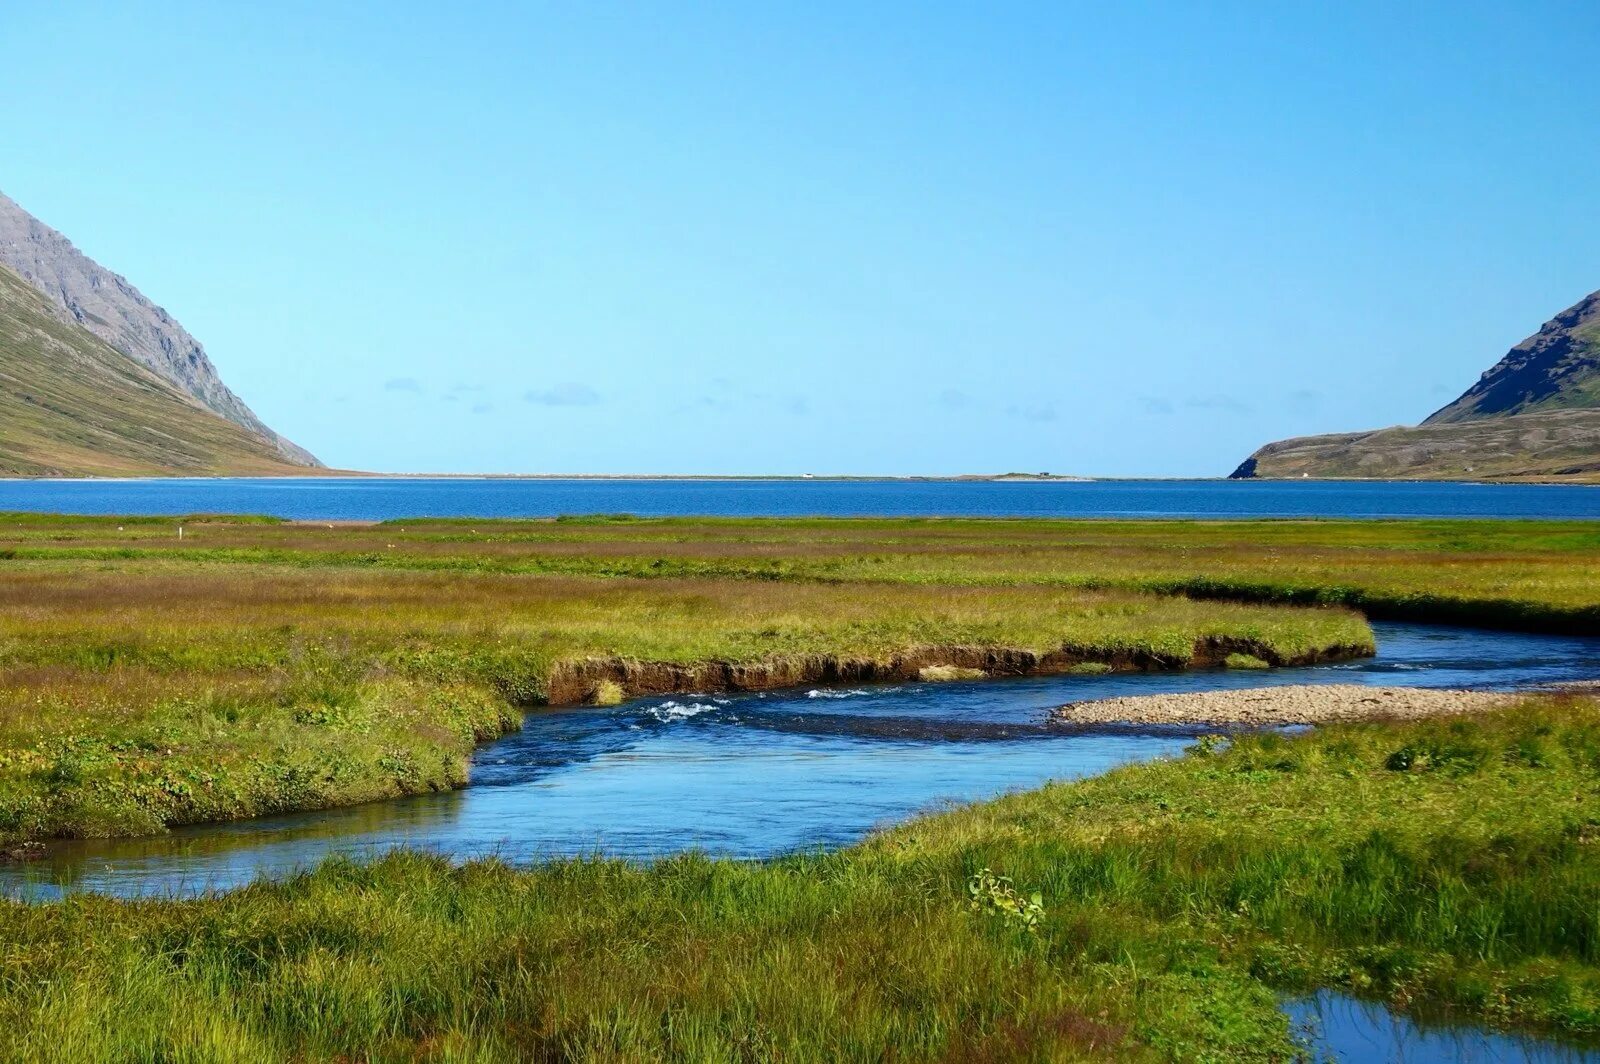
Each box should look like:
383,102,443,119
4,2,1598,475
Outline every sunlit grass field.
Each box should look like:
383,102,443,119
5,510,1600,845
3,513,1600,1059
6,511,1600,620
0,515,1404,845
4,700,1598,1061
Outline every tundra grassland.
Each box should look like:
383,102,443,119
3,515,1600,1060
0,514,1380,843
5,512,1599,625
3,699,1598,1061
5,511,1600,844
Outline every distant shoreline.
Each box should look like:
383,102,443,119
0,472,1104,483
0,472,1596,487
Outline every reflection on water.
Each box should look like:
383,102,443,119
5,622,1599,899
1287,991,1600,1062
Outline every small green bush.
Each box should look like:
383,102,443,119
967,867,1045,933
1225,653,1270,669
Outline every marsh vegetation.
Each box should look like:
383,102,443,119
3,700,1599,1060
3,513,1600,1059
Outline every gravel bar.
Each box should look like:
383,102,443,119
1054,684,1513,727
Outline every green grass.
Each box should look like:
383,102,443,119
5,512,1600,627
4,700,1598,1061
2,515,1599,1057
8,509,1600,846
0,559,1368,844
0,266,307,477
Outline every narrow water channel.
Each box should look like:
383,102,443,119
5,622,1598,900
1286,990,1600,1062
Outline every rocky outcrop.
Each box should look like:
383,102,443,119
1233,289,1600,481
542,637,1372,706
0,190,318,467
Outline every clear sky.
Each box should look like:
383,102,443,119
4,2,1598,476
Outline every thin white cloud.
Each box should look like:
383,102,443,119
525,383,601,406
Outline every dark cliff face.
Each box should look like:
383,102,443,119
1424,290,1600,424
0,190,319,467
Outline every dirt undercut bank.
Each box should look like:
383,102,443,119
544,636,1372,706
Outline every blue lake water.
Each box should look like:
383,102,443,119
7,621,1598,900
0,476,1597,520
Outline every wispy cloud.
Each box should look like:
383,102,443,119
1185,394,1252,414
1136,396,1174,416
384,377,423,393
471,402,493,415
676,378,810,416
525,383,601,406
939,389,972,410
1006,402,1058,423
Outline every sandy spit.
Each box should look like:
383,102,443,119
1054,683,1513,727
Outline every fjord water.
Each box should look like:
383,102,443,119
8,622,1599,900
0,476,1598,519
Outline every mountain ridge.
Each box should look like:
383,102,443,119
0,262,313,477
1233,289,1600,482
0,190,318,467
1425,290,1600,424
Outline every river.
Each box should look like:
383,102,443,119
6,621,1596,900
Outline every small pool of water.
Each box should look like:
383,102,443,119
5,622,1598,899
1287,991,1600,1062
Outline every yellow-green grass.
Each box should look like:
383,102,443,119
0,558,1368,844
3,700,1597,1061
0,267,306,477
4,509,1599,845
4,513,1599,627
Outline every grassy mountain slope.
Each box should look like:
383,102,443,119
1230,408,1600,482
0,263,310,477
1234,289,1600,481
0,190,319,466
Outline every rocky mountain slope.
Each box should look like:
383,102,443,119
0,191,318,467
1425,289,1600,424
0,263,309,476
1233,289,1600,482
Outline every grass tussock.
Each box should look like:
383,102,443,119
3,700,1598,1060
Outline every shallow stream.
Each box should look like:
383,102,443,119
6,622,1597,899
